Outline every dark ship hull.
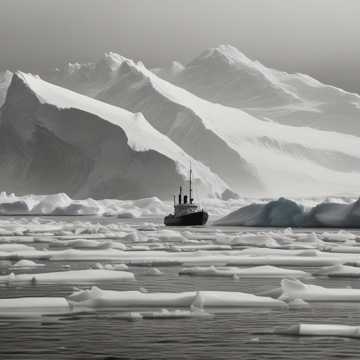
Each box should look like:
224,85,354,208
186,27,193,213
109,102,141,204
164,210,208,226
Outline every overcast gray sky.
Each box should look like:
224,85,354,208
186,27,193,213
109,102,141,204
1,0,359,92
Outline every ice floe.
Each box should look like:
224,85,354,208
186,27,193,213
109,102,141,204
9,259,45,270
0,269,135,285
0,297,70,316
179,265,311,278
141,308,213,319
280,278,360,302
275,323,360,338
68,287,286,309
314,264,360,277
93,262,129,271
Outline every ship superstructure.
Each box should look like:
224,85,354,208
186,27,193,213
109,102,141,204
164,167,208,226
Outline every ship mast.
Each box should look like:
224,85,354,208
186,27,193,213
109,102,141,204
189,163,193,204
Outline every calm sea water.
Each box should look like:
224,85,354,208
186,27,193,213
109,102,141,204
1,216,360,360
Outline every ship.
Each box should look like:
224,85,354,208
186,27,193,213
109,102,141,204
164,167,208,226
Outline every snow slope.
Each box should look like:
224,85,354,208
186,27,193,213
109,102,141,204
93,58,360,196
0,72,227,199
164,44,360,137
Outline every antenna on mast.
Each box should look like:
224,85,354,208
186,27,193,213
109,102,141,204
189,162,193,204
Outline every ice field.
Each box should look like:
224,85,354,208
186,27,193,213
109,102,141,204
1,214,360,359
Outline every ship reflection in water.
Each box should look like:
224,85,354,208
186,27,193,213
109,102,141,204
164,167,208,226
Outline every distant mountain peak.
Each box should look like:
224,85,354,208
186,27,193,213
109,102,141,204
190,44,254,67
96,52,127,72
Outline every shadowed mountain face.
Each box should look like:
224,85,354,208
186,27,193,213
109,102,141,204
0,71,12,108
0,74,192,199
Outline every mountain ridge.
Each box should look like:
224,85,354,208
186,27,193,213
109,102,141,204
0,72,227,199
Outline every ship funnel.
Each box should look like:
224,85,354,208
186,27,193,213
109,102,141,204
178,186,182,204
184,195,188,204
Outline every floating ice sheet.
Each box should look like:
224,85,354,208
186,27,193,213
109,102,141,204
0,269,135,285
68,287,286,309
275,323,360,338
280,278,360,302
179,265,311,278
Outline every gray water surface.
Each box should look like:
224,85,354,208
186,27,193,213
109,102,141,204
1,216,360,360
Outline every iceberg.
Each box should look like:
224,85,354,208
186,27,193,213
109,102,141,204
215,198,304,227
9,259,45,270
216,198,360,228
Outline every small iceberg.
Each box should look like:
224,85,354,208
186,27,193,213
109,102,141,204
9,259,45,269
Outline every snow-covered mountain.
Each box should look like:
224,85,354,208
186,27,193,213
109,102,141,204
0,72,227,199
95,60,263,194
160,45,360,137
43,52,126,97
38,56,262,194
93,58,360,197
9,46,358,197
152,61,185,82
